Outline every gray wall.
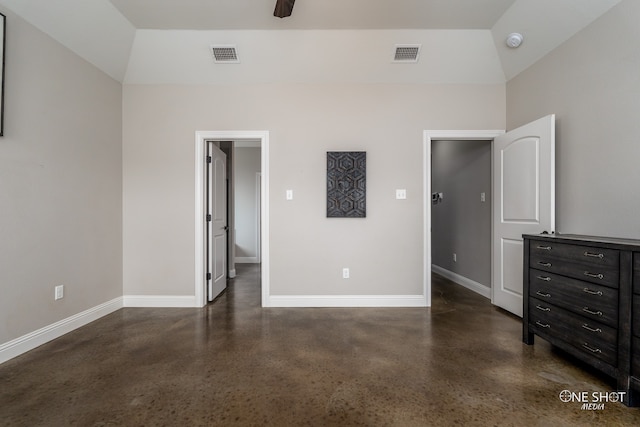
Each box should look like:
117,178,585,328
122,83,505,298
234,147,261,261
507,0,640,239
0,9,123,344
431,140,491,287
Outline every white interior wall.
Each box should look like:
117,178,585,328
506,0,640,239
122,83,505,302
0,9,123,348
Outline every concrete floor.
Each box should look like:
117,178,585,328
1,264,639,426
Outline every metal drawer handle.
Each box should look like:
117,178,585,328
536,275,551,282
584,272,604,280
535,305,550,312
538,261,552,267
537,245,552,251
536,291,551,298
582,324,602,333
582,343,602,354
583,288,603,296
584,251,604,259
535,321,550,328
582,307,603,316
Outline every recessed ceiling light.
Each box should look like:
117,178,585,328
506,33,523,48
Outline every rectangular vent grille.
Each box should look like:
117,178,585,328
393,45,421,62
211,45,239,63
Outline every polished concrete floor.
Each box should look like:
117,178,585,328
1,265,639,426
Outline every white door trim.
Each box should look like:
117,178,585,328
195,131,270,307
423,130,504,306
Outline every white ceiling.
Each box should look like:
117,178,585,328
108,0,517,30
0,0,622,83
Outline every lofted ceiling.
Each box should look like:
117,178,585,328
0,0,622,84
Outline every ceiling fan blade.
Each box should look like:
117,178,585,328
274,0,296,18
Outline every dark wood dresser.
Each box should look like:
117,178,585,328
523,233,640,406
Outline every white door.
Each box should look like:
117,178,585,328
492,115,555,316
207,142,227,301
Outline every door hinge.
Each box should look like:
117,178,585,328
206,214,212,222
207,272,212,280
207,156,212,164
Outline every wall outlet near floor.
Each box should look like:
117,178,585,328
342,268,350,279
453,253,457,262
55,285,64,300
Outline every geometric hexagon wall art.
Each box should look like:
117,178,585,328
327,151,366,218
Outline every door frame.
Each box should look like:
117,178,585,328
195,131,270,307
423,130,504,307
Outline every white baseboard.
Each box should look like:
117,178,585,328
0,297,123,365
235,257,259,264
431,265,491,299
267,295,427,307
123,295,198,308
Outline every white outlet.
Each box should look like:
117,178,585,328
453,253,457,262
286,190,293,200
480,192,486,202
342,268,350,279
55,285,64,300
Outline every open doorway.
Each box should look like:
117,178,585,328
431,139,492,299
195,131,270,308
424,117,555,316
422,130,503,308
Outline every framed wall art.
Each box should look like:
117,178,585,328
0,13,5,136
327,151,366,218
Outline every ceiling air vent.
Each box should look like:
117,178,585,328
211,45,240,63
393,44,421,63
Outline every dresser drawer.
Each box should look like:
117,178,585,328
530,240,619,267
633,337,640,378
634,253,640,295
529,269,618,327
530,255,619,288
530,298,617,366
634,296,640,339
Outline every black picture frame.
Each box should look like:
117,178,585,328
0,13,5,137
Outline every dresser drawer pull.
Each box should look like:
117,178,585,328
536,275,551,282
582,343,602,354
538,261,552,267
537,245,552,250
535,305,551,312
584,251,604,259
536,291,551,298
584,272,604,280
582,288,603,296
581,324,602,333
535,321,550,328
582,307,603,316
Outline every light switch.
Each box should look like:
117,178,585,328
396,189,407,200
286,190,293,200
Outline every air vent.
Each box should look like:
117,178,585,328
211,45,239,63
393,44,421,63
